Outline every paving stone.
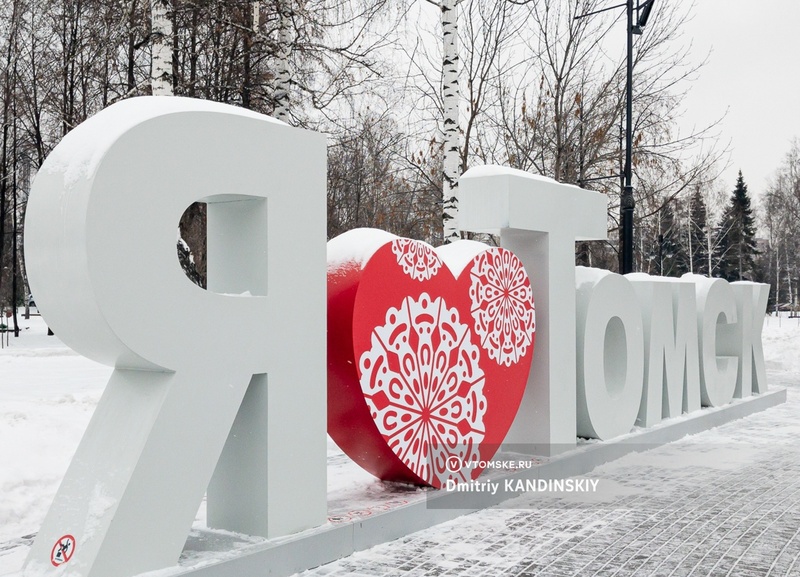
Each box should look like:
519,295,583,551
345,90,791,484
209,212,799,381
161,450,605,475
297,382,800,577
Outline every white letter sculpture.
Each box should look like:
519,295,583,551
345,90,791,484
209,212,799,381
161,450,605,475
730,281,770,397
459,166,607,454
23,97,327,577
575,268,644,440
688,274,739,407
627,274,701,427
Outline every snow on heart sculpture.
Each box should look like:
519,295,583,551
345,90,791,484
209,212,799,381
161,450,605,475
327,228,536,488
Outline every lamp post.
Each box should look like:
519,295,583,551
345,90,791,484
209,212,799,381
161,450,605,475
575,0,655,274
620,0,635,274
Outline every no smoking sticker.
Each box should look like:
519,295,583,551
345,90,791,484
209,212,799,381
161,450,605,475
50,535,75,567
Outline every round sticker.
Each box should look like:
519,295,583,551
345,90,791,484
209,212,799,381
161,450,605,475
50,535,76,567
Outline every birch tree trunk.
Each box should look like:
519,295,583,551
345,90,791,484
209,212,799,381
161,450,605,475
786,248,793,307
150,0,173,96
441,0,461,244
273,0,292,122
776,243,781,309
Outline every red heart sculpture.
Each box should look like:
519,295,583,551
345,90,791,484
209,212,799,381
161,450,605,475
327,229,535,488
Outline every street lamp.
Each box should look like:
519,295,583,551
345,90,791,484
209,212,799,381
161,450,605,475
635,0,655,30
575,0,657,274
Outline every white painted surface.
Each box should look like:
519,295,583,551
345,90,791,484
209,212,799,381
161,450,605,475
459,166,608,454
575,268,643,440
23,97,326,576
627,274,700,427
729,282,770,396
687,274,739,408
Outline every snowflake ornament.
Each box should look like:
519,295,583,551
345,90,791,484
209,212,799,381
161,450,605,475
359,293,486,486
469,249,536,367
391,239,442,281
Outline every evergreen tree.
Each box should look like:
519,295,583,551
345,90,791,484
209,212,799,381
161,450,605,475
657,201,688,276
716,171,758,281
687,186,709,275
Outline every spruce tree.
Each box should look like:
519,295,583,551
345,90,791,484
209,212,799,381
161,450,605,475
688,187,709,275
658,201,688,276
716,171,758,281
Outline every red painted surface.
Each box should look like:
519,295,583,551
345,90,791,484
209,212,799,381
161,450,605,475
328,235,535,488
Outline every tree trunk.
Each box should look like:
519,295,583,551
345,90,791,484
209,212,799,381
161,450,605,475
738,239,743,280
775,244,781,312
127,0,138,93
188,5,198,96
0,0,19,310
242,25,253,108
441,0,461,244
151,0,173,95
11,107,19,337
273,0,292,122
786,248,793,308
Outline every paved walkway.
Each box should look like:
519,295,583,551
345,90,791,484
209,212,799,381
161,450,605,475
297,371,800,577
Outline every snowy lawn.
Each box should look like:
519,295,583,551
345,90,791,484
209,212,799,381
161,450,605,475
1,311,799,575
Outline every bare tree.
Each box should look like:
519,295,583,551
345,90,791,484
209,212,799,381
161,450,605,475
272,0,291,120
487,0,726,270
150,0,172,95
404,0,528,243
434,0,461,243
762,140,800,308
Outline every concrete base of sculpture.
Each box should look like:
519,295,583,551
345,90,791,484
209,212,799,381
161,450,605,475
148,387,786,577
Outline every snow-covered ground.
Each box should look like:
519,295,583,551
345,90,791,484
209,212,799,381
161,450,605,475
1,314,111,568
295,314,800,577
1,311,799,575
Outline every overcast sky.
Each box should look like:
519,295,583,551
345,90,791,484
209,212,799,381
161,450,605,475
678,0,800,198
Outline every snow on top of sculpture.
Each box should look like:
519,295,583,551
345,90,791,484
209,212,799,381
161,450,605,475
43,96,283,189
327,227,399,273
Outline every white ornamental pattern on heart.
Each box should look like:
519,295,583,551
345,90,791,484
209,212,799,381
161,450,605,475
391,239,441,281
359,293,487,486
470,249,536,367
